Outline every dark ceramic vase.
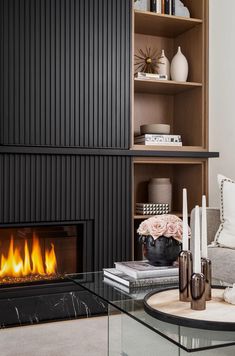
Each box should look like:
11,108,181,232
139,235,181,266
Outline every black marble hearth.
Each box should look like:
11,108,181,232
0,281,107,328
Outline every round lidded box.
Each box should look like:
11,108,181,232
140,124,170,135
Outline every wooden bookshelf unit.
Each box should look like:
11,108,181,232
131,0,211,258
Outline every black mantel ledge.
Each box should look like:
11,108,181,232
0,145,219,158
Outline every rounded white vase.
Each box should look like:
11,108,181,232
170,46,188,82
148,178,172,211
157,50,170,80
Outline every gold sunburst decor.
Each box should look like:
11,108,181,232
134,47,161,75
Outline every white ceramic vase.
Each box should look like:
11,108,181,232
133,0,150,11
157,50,170,80
170,46,188,82
148,178,172,211
175,0,190,18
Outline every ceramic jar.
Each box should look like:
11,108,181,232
133,0,150,11
148,178,172,211
171,46,188,82
157,50,170,80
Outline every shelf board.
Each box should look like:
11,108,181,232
134,211,184,219
134,78,202,95
132,145,206,152
134,10,203,38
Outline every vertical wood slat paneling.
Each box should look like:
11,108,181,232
0,0,131,148
0,154,132,270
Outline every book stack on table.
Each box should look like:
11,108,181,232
136,203,169,215
103,261,179,297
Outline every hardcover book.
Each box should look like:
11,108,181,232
103,268,179,287
150,0,157,12
171,0,175,15
114,260,178,279
165,0,170,14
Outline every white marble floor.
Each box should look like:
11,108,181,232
0,317,108,356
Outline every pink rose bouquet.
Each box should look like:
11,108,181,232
137,214,191,242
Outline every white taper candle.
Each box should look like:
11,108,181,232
182,188,189,251
201,195,208,258
194,205,201,273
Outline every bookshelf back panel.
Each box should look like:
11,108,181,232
134,94,174,136
134,161,205,212
183,0,204,20
174,88,203,147
175,25,203,83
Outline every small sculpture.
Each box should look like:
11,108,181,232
223,284,235,305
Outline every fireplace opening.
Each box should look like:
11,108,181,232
0,223,93,286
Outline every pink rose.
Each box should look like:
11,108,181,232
149,221,167,239
164,222,179,238
137,221,151,236
137,214,190,242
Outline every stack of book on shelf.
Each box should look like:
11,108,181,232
103,260,179,297
150,0,176,15
134,134,182,146
136,203,169,215
136,72,168,81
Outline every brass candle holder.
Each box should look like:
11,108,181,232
201,258,212,301
191,273,206,310
179,250,193,302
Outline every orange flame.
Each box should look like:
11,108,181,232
0,235,57,278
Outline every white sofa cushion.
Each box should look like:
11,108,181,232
215,174,235,248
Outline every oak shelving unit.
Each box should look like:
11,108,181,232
131,0,210,258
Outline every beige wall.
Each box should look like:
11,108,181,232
209,0,235,207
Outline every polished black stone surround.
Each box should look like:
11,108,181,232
0,281,107,328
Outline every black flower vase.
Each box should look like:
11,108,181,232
139,235,181,266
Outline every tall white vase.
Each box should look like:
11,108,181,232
170,46,188,82
157,50,170,80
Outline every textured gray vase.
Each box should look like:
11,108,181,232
148,178,172,211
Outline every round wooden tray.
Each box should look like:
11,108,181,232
144,287,235,331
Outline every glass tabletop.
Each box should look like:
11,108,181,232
68,272,235,353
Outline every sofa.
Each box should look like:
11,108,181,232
190,208,235,284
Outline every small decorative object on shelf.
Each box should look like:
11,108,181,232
136,203,169,215
134,47,162,75
171,46,189,82
148,178,172,211
224,284,235,305
175,0,190,18
134,0,150,12
201,195,212,301
191,205,206,311
140,124,170,135
150,0,161,13
157,50,170,80
137,214,189,266
135,134,182,146
179,188,192,302
136,72,168,80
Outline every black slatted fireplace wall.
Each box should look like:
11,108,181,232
0,0,132,278
0,154,132,273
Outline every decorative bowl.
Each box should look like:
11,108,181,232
140,124,170,135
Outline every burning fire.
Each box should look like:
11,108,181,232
0,234,57,278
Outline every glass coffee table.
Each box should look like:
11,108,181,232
68,272,235,355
